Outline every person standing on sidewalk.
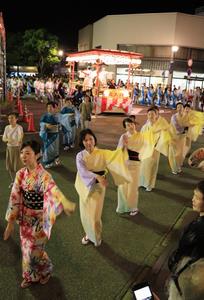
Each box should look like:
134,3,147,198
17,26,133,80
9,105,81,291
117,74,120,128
3,140,75,288
2,112,24,188
167,180,204,300
79,95,93,129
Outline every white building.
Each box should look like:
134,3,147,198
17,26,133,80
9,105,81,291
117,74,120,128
78,12,204,89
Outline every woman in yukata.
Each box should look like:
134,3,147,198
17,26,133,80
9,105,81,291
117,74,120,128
139,107,174,190
4,140,75,288
117,117,156,216
75,128,131,247
39,102,61,168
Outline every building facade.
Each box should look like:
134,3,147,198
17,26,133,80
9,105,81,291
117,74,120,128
78,12,204,89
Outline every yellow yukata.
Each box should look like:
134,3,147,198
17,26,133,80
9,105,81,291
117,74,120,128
75,148,131,246
139,122,161,190
139,115,175,189
117,130,155,213
153,116,178,173
170,112,188,170
182,110,204,157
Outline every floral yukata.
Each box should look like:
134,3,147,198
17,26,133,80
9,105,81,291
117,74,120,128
5,163,75,283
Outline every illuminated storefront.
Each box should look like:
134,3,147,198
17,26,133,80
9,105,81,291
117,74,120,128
79,12,204,89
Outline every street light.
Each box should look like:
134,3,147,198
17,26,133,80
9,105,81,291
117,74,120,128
56,50,65,75
167,45,179,89
171,45,179,53
58,50,64,57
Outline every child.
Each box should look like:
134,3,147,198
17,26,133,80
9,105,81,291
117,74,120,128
2,112,24,187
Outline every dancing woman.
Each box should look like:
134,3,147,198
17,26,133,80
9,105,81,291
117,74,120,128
75,128,131,247
39,102,61,168
117,117,156,215
4,140,75,288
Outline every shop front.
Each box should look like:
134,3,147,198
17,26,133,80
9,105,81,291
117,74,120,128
66,49,143,114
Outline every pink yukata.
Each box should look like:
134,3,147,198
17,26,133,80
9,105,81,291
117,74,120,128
5,163,74,283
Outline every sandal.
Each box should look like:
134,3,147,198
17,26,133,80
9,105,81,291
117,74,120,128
21,279,32,288
129,209,139,216
40,274,51,285
81,236,90,245
94,239,102,247
55,159,62,166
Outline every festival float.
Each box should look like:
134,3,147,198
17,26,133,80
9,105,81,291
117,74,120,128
66,49,143,114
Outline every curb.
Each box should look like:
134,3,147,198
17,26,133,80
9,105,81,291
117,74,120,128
118,208,197,300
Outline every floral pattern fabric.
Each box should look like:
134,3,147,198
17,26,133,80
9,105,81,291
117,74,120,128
5,163,74,282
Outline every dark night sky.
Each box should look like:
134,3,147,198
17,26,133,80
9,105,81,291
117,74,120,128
1,0,204,50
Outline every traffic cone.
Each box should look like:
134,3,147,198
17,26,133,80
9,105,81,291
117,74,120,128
22,104,29,122
6,92,10,102
18,100,24,116
10,92,13,102
7,91,13,103
27,113,36,132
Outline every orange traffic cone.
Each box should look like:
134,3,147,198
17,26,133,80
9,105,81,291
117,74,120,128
16,97,19,108
6,92,10,102
7,91,13,103
22,105,29,122
27,113,36,132
18,100,24,116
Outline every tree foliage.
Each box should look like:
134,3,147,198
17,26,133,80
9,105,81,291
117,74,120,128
7,29,60,75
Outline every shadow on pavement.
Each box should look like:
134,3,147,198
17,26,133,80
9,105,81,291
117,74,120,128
0,224,21,267
51,164,76,182
157,173,196,189
153,188,191,206
28,276,68,300
96,241,140,274
121,213,172,235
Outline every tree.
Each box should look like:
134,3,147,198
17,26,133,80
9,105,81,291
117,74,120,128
6,29,60,75
22,29,60,74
